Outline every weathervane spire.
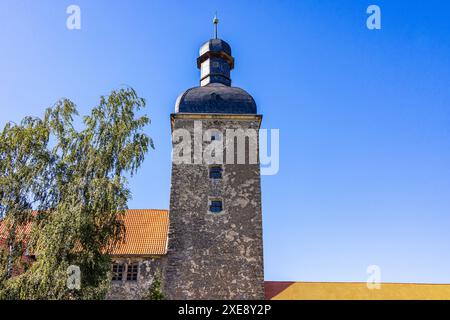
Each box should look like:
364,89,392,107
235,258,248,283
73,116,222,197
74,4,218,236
213,12,219,39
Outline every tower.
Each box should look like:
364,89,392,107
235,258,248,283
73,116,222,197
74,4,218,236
165,23,264,300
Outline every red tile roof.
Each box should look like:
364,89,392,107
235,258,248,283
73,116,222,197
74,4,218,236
112,209,169,256
0,209,170,256
0,219,32,245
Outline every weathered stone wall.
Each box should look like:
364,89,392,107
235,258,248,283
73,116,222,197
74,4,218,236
165,116,264,300
107,256,166,300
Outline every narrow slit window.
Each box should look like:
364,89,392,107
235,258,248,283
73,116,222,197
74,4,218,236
210,200,223,213
209,166,223,179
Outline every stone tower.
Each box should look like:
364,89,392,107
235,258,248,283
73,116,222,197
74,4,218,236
164,35,264,300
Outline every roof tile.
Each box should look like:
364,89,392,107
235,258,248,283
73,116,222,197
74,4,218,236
0,209,170,256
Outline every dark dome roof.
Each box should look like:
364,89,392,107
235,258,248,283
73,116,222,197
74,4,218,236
175,83,257,114
199,39,232,56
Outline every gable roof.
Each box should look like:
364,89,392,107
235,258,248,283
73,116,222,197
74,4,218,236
113,209,169,256
0,209,170,256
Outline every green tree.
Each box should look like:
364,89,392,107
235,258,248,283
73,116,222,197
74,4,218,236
0,88,152,299
144,268,164,300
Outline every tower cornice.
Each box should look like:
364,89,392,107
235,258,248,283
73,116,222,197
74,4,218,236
170,113,262,131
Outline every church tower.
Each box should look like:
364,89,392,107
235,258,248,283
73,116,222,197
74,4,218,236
165,20,264,300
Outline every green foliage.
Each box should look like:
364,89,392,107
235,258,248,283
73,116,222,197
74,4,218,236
0,88,152,299
144,268,164,300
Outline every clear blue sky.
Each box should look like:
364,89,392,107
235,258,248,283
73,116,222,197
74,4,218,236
1,0,450,284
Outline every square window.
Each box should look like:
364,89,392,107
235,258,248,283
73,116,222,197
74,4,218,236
211,132,221,141
209,166,222,179
126,263,139,281
112,263,124,281
210,200,223,213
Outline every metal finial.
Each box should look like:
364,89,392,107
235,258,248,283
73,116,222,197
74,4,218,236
213,13,219,39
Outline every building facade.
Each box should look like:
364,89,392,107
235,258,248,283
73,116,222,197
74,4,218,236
107,209,169,300
108,36,265,300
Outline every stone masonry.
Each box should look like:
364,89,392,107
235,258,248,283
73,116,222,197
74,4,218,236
108,256,166,300
164,116,264,299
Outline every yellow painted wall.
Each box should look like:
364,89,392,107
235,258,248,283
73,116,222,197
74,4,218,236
272,282,450,300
